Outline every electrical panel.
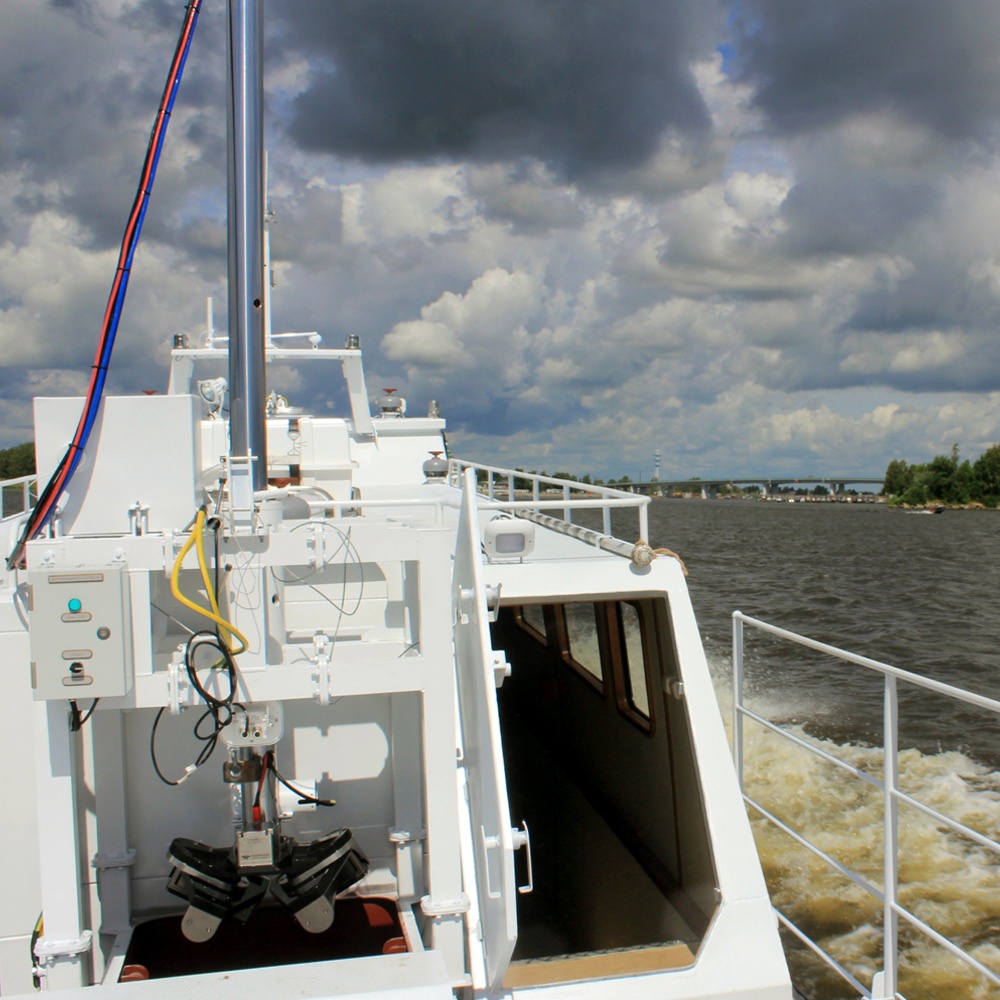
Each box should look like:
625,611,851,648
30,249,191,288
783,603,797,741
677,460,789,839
28,564,134,701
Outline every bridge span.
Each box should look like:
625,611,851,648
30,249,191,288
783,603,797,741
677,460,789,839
622,476,884,498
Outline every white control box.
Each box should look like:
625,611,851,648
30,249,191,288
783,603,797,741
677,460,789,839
28,565,134,701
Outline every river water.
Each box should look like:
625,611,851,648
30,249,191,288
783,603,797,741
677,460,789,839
636,499,1000,1000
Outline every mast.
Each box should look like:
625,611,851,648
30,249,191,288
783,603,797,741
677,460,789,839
226,0,267,490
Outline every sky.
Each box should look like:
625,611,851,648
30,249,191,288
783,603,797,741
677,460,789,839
3,1,1000,481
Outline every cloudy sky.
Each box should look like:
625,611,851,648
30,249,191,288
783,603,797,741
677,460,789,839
3,0,1000,481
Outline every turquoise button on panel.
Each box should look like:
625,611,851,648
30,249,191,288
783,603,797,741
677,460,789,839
68,598,82,613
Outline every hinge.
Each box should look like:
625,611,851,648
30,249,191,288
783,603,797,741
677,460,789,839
34,930,93,961
420,893,471,918
92,848,137,871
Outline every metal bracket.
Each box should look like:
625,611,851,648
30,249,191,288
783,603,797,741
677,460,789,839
127,501,149,536
311,631,332,705
491,651,511,689
420,893,471,918
228,455,257,535
167,659,189,715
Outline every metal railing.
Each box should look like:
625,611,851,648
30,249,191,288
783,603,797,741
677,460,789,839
732,611,1000,1000
1,474,37,521
447,459,649,544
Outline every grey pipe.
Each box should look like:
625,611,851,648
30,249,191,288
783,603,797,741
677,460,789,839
226,0,267,489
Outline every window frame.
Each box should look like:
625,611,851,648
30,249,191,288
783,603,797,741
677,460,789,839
511,599,658,732
609,600,656,735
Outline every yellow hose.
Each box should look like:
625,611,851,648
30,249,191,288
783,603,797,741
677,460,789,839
170,509,248,654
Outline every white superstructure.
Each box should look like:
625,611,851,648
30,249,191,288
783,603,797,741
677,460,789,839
0,337,791,999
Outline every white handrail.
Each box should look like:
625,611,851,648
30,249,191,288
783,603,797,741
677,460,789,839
447,459,650,544
1,474,38,522
732,610,1000,1000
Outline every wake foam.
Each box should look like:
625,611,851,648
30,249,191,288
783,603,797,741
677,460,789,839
709,657,1000,999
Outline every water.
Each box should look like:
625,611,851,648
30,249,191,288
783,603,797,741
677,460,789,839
629,499,1000,999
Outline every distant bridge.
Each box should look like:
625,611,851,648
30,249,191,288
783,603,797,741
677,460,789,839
620,476,884,499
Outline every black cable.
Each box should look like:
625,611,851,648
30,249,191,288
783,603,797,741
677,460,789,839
149,630,241,786
184,631,238,766
150,707,183,786
69,699,99,732
269,753,337,807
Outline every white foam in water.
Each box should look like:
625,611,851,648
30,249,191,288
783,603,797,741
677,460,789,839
708,655,1000,999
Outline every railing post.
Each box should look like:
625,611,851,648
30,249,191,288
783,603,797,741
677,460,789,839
563,483,572,524
507,473,514,501
603,505,612,537
532,478,540,513
879,673,899,1000
732,612,744,790
488,471,495,502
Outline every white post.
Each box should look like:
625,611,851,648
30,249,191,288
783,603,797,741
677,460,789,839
878,673,900,999
33,702,91,990
732,613,745,789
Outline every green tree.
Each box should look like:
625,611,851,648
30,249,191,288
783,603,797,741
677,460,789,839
973,444,1000,506
882,458,911,497
900,482,928,506
0,442,34,479
921,445,969,503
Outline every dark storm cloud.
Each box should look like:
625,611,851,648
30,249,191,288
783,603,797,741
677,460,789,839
780,166,938,256
274,0,717,178
0,2,228,250
730,0,1000,142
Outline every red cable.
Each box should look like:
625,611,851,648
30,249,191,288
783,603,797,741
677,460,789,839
8,1,201,568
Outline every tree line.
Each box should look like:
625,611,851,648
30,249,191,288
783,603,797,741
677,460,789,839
0,442,34,479
882,444,1000,507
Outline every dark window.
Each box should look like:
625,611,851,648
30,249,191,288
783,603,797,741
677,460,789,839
560,602,604,693
517,605,547,643
615,601,653,732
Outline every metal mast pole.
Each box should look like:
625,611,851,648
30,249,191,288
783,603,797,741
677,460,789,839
226,0,267,490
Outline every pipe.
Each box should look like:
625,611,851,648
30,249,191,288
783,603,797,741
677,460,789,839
226,0,267,489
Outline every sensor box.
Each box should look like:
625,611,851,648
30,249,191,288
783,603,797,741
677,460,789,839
28,564,134,701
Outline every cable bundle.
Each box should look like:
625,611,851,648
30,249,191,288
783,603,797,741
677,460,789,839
7,0,202,570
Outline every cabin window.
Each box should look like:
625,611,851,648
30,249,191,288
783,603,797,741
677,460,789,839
561,602,604,691
517,604,547,643
615,601,653,731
